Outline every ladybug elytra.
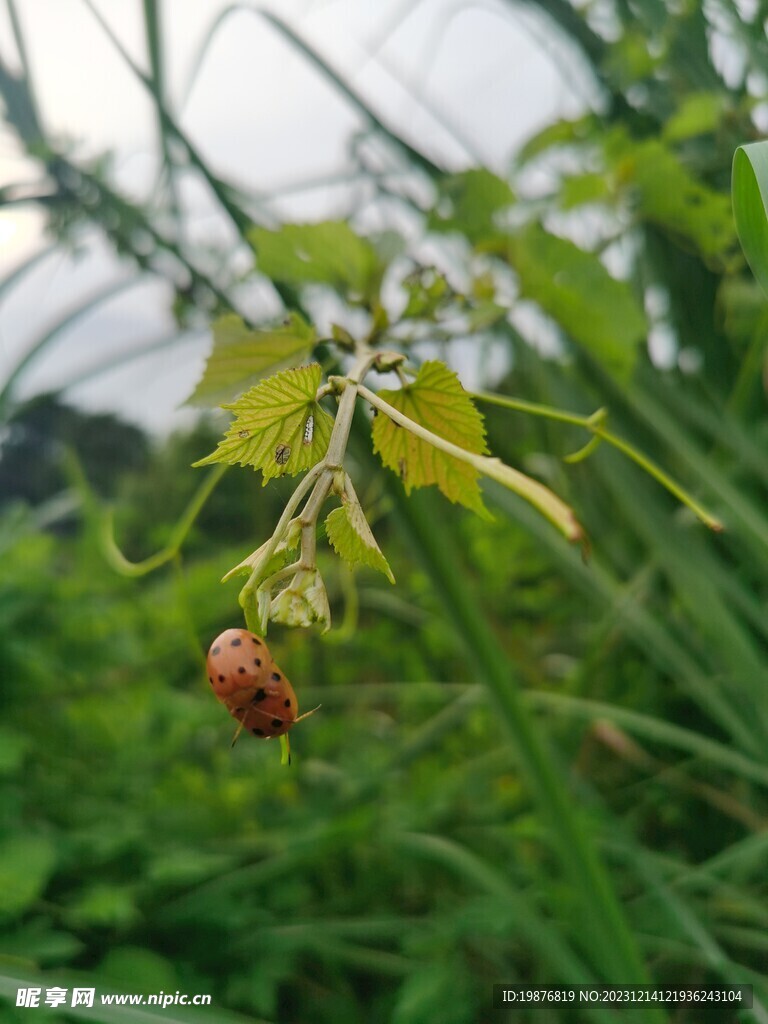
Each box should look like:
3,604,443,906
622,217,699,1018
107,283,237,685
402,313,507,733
206,628,317,759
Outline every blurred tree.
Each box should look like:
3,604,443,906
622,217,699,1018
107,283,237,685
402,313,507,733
0,393,149,506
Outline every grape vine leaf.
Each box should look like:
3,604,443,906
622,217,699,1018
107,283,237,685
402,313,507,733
501,224,646,380
428,168,515,244
249,221,381,300
326,502,395,583
188,312,315,406
193,364,332,484
371,360,490,517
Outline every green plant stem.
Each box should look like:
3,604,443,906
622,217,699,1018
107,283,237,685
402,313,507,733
239,461,325,588
471,390,724,531
388,484,659,997
102,464,227,577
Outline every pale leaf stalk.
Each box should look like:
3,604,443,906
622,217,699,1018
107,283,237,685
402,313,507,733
241,347,378,626
355,383,584,543
240,460,325,595
298,347,377,567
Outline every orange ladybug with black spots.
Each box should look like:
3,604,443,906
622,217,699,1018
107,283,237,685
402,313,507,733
206,628,316,749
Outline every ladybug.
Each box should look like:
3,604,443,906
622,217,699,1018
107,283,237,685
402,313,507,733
206,628,317,760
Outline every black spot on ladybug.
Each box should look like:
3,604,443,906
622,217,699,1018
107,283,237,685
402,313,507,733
235,707,245,713
208,676,213,684
238,666,246,673
252,637,261,645
271,719,282,728
252,688,266,702
254,658,261,667
212,646,221,655
271,672,281,682
253,728,265,736
231,638,242,647
218,674,225,682
284,699,291,707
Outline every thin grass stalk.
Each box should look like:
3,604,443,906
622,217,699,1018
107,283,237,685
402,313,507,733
387,484,659,996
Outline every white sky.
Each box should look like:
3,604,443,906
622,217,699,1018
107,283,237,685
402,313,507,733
0,0,593,432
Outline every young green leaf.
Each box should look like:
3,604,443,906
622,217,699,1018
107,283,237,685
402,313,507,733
249,221,381,299
371,360,490,517
221,518,302,582
187,312,316,406
733,142,768,301
270,568,331,632
326,500,395,583
193,364,333,483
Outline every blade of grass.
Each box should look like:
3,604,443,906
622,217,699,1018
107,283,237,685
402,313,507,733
142,0,181,220
526,691,768,788
0,968,262,1024
486,483,762,756
613,842,768,1021
394,833,605,990
387,485,659,995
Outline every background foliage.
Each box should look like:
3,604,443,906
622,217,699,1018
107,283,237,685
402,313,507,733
1,1,768,1022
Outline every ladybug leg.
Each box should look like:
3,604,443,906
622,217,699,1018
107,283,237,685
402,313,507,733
230,714,248,748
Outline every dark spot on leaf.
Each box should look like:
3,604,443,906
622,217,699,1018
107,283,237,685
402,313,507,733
275,443,291,465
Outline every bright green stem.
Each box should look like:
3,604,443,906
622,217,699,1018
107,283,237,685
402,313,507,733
102,464,228,577
471,390,724,532
389,485,659,999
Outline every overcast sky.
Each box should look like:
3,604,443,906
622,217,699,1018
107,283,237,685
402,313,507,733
0,0,592,432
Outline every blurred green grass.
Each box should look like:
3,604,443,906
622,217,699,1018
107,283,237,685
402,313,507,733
2,1,768,1022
